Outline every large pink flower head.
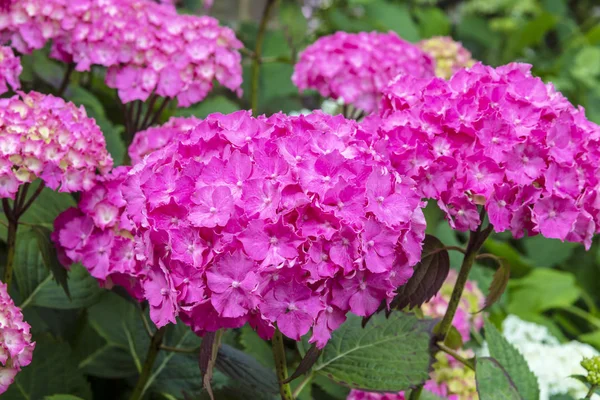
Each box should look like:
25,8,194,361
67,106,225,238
122,110,426,347
421,269,484,343
51,166,145,298
128,116,202,164
373,62,600,248
0,46,20,95
0,282,35,395
0,91,113,199
292,31,435,114
0,0,243,107
418,36,475,80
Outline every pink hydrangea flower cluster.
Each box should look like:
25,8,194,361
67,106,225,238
348,272,482,400
128,116,202,164
0,91,113,199
0,0,243,107
372,62,600,248
421,269,484,343
0,46,20,95
53,116,203,293
418,36,475,80
119,110,425,347
292,31,435,114
0,282,35,395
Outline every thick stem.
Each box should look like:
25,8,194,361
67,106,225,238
57,63,75,97
3,216,17,290
408,386,423,400
146,97,171,129
272,328,293,400
250,0,277,116
585,384,597,399
437,219,492,342
128,326,167,400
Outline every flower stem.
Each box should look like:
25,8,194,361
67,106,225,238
436,217,492,343
585,384,597,399
436,342,475,371
292,373,313,398
408,386,423,400
272,328,293,400
128,326,167,400
2,212,17,290
250,0,277,116
57,63,75,97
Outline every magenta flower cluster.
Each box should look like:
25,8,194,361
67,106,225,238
292,31,435,114
0,0,243,107
0,91,113,199
105,110,426,347
0,282,35,395
128,116,202,164
372,62,600,248
0,46,20,95
53,117,202,296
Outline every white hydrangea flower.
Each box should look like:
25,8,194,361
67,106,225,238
481,315,599,400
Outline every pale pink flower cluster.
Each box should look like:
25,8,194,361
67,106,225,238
292,31,435,113
116,110,425,347
53,117,202,297
0,46,20,95
128,116,202,164
371,62,600,248
0,0,243,107
0,91,113,199
348,272,483,400
418,36,475,80
0,282,35,395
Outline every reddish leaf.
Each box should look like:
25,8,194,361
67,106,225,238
480,259,510,312
284,344,322,383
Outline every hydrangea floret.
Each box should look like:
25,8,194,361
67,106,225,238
0,282,35,395
0,46,20,95
371,62,600,247
292,31,435,114
108,110,426,347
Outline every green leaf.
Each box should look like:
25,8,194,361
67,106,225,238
174,96,240,118
32,51,65,89
314,312,435,391
363,2,420,42
14,227,103,309
484,320,540,400
483,238,532,277
239,325,275,369
44,396,86,400
414,7,451,38
313,374,350,399
215,344,279,397
279,1,308,47
30,226,70,298
522,235,578,268
2,335,92,400
508,269,581,317
482,258,510,311
504,12,558,60
475,357,523,400
392,234,450,310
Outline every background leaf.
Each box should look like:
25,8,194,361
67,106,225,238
475,357,523,400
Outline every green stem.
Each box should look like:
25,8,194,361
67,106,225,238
2,214,17,290
408,386,423,400
437,216,492,342
250,0,277,116
272,328,293,400
57,63,75,97
585,384,597,399
128,326,167,400
436,342,475,371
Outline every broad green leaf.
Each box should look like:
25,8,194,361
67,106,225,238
313,374,350,399
485,320,540,400
504,12,558,60
216,344,279,397
475,357,523,400
522,235,578,268
175,95,240,118
14,227,103,309
363,2,420,42
414,7,451,38
508,269,581,317
314,312,435,391
239,325,275,368
32,51,65,89
484,238,532,277
2,335,92,400
44,396,86,400
392,234,450,310
279,1,308,47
